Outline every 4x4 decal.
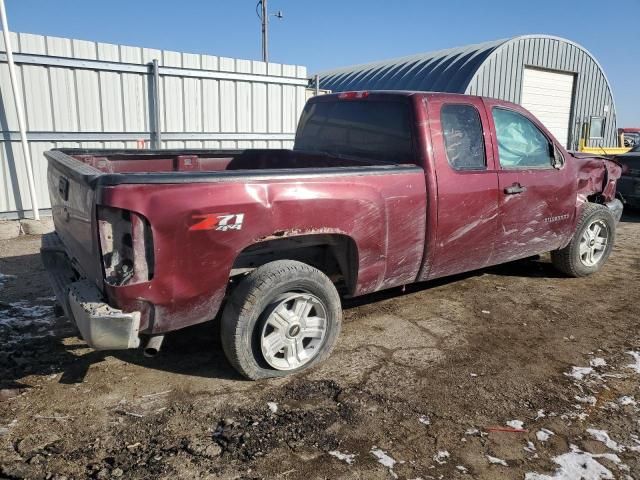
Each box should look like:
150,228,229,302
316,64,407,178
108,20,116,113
189,213,245,231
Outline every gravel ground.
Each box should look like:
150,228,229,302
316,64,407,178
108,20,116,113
1,211,639,480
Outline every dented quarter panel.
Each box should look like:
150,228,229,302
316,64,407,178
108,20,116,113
98,168,427,333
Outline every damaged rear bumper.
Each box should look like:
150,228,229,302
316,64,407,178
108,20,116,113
68,280,141,350
41,232,141,350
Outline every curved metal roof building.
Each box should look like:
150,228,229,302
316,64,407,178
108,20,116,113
315,35,617,148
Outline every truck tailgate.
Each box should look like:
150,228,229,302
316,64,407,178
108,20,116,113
46,151,103,287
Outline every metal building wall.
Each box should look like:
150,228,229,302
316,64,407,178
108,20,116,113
316,39,505,93
0,32,308,218
465,35,617,149
316,35,617,149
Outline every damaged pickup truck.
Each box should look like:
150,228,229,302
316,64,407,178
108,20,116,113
42,91,623,379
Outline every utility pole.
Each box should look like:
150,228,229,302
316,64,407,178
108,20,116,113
0,0,39,220
257,0,282,63
261,0,268,62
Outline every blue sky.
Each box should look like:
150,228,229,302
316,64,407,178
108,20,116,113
4,0,639,126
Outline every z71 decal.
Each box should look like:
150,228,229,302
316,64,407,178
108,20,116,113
189,213,245,231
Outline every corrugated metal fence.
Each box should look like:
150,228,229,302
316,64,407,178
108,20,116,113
0,32,309,218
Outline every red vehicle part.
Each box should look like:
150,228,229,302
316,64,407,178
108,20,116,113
41,91,622,362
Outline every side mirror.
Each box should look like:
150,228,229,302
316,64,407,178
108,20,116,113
552,146,565,169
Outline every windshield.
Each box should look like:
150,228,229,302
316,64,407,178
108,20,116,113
294,100,414,163
632,143,640,153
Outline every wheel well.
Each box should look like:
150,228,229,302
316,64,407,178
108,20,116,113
230,234,358,295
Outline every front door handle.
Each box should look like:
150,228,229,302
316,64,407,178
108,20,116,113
504,183,526,195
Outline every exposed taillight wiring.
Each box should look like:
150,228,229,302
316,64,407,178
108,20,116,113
97,206,153,286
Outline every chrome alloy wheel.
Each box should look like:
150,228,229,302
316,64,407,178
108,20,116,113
579,219,609,267
260,293,328,370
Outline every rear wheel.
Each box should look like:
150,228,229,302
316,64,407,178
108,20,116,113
221,260,342,380
551,203,616,277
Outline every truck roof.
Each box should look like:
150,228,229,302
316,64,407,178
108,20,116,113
311,90,518,108
315,90,466,99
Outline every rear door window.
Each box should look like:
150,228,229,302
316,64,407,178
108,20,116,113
441,104,486,170
294,100,413,163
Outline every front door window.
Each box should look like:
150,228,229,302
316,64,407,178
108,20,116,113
492,108,553,169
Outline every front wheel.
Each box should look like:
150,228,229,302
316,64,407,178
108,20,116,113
221,260,342,380
551,203,616,277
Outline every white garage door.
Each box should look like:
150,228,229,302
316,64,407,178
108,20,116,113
521,67,575,148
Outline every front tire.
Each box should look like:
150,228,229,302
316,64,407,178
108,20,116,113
221,260,342,380
551,203,616,277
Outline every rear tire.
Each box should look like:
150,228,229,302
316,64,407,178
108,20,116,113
221,260,342,380
551,203,616,277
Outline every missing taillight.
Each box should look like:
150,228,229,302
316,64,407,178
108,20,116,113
98,206,154,286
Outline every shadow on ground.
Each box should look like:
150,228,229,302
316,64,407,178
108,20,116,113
0,249,566,388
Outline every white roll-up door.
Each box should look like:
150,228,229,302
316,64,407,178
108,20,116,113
521,67,575,148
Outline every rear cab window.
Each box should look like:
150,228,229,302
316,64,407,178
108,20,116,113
294,99,414,164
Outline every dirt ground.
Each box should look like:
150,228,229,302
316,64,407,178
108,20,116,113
1,211,639,480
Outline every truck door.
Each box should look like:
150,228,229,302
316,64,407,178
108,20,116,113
423,95,500,280
486,102,576,264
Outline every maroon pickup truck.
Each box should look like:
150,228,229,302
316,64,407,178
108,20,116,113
42,91,623,379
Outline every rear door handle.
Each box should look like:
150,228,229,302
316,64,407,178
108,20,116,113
504,183,526,195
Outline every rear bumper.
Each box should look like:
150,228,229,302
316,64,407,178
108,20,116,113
41,232,141,350
68,280,141,350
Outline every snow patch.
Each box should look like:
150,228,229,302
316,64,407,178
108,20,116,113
575,395,597,405
626,351,640,374
589,357,607,367
486,455,508,466
0,419,17,437
370,448,397,469
535,409,546,420
36,296,56,302
564,366,593,380
587,429,624,452
418,415,430,426
329,450,356,465
506,420,524,429
266,402,278,413
618,396,636,406
0,272,16,288
0,300,56,343
433,450,450,464
561,411,589,421
536,429,555,442
525,445,619,480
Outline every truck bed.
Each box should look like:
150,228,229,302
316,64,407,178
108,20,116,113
46,148,404,186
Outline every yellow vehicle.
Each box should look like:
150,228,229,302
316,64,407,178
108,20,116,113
577,120,631,155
